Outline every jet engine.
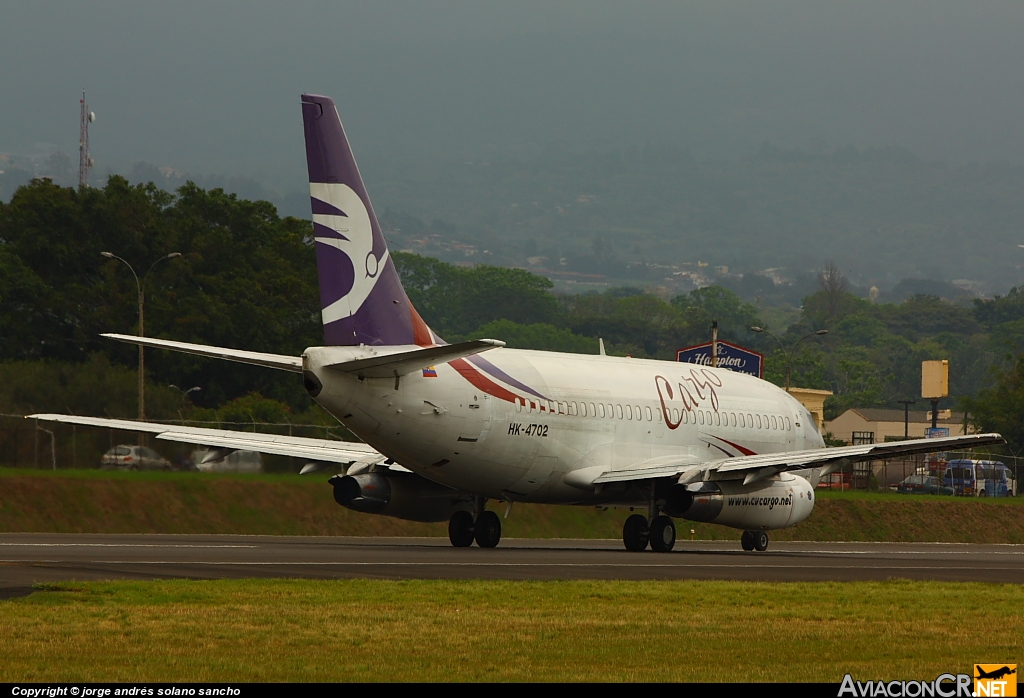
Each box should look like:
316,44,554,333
329,470,472,522
664,471,814,530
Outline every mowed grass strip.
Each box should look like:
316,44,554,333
2,468,1024,542
1,578,1022,682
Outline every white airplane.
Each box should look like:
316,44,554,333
32,94,1004,552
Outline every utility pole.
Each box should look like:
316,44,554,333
897,400,916,440
101,251,182,420
78,91,96,188
710,321,719,368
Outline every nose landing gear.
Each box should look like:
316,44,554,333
741,530,769,552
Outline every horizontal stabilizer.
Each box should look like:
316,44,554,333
101,334,302,373
325,339,505,378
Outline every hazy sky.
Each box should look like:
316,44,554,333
3,1,1023,193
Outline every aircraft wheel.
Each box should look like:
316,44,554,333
649,516,676,552
448,510,475,548
474,510,502,548
741,531,755,551
622,514,650,552
753,531,769,552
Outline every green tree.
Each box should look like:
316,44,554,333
393,252,558,336
464,320,597,354
962,354,1024,455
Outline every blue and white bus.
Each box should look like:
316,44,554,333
943,459,1014,497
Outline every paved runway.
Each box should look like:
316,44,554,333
2,534,1023,594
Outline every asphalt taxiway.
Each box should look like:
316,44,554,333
2,534,1023,594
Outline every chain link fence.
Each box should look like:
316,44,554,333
818,448,1021,496
0,413,357,472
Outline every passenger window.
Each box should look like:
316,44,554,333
616,404,623,419
580,402,587,417
698,411,704,425
731,412,737,427
747,413,753,428
590,402,596,417
625,405,633,420
672,408,680,423
516,399,523,413
771,415,778,430
755,414,762,429
634,405,640,421
739,413,745,428
645,406,653,421
599,403,606,418
570,402,578,416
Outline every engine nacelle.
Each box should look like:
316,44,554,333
665,472,814,531
330,470,471,522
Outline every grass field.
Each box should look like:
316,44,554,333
1,467,1023,542
1,578,1021,682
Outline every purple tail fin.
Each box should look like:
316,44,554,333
301,93,435,347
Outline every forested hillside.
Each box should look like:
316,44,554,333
369,144,1024,293
4,177,1024,445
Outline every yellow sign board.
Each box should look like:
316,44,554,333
922,360,949,399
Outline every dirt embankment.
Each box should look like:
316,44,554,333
1,470,1022,542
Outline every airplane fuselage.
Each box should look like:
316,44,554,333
305,344,823,525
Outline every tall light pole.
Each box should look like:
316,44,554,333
750,327,828,392
101,251,182,420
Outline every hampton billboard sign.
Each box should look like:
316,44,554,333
676,340,764,378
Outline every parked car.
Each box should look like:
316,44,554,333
101,444,173,471
896,474,954,496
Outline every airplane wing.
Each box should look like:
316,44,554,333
590,433,1006,487
27,414,387,468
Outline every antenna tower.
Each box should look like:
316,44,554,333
78,90,95,188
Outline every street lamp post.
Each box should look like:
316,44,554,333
750,327,828,392
169,385,202,401
101,251,182,420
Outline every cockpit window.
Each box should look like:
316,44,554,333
806,411,820,433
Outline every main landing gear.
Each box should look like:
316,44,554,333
740,530,769,552
448,507,502,548
622,514,677,552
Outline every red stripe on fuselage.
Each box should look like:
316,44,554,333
710,435,758,456
449,358,522,404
